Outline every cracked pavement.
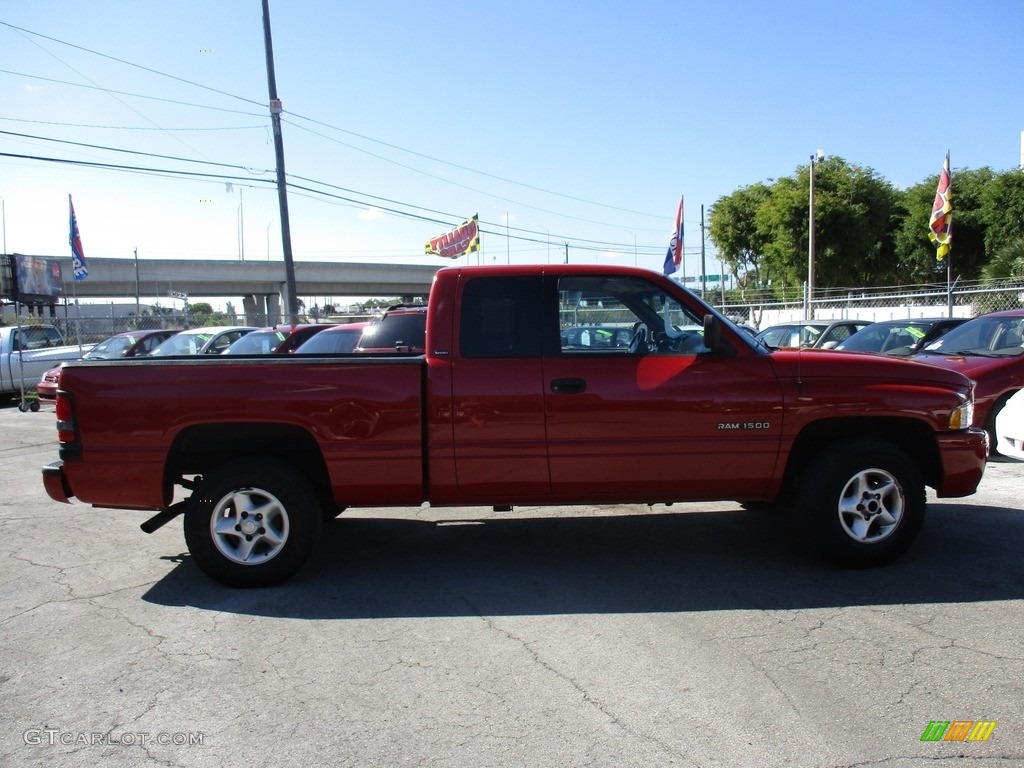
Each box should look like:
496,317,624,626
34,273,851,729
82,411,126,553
1,400,1022,767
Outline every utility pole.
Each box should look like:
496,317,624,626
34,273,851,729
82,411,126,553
262,0,299,323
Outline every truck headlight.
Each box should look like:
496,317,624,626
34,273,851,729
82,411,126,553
948,400,974,431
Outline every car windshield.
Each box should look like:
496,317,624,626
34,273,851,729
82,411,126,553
151,333,213,356
920,316,1024,357
83,336,134,359
757,324,823,348
225,330,287,354
297,328,366,354
839,323,927,353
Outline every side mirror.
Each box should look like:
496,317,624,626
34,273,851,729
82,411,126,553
702,314,734,357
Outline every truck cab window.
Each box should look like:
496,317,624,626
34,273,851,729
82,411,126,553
459,276,543,358
558,275,706,355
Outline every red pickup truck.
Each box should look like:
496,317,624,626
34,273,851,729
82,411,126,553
42,264,988,587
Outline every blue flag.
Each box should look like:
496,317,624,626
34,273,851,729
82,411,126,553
69,195,88,281
663,196,683,276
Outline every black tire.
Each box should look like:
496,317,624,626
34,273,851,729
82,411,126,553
183,458,323,587
796,440,925,567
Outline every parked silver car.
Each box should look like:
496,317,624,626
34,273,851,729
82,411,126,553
150,326,258,356
754,319,870,349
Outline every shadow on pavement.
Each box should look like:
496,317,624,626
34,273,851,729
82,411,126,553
142,501,1024,619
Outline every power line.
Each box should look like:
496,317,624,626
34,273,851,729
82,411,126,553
0,68,266,116
3,27,218,161
282,114,664,221
0,20,264,108
0,150,277,187
0,128,273,175
1,148,662,255
1,21,701,253
2,22,666,228
3,128,659,250
0,116,266,132
284,120,664,233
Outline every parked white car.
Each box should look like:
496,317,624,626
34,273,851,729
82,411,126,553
994,389,1024,461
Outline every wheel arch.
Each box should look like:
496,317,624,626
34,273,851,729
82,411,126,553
783,417,942,496
165,422,332,508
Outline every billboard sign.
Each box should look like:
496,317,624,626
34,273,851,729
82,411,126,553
13,255,65,302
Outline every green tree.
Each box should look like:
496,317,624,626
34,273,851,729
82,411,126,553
777,157,901,289
982,238,1024,281
709,156,902,295
894,166,993,283
707,183,772,296
189,301,213,327
981,169,1024,258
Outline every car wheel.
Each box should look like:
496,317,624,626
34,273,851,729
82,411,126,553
183,458,322,587
796,440,925,567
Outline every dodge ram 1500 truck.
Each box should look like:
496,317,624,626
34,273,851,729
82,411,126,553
42,264,988,587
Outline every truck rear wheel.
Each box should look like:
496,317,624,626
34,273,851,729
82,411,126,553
796,440,925,567
183,459,323,587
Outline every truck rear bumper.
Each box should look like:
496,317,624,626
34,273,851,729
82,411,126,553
934,428,989,498
42,461,73,504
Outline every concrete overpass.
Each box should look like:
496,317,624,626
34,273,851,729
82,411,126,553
19,256,441,323
69,256,440,299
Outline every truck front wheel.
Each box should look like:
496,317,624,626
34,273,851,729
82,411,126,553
796,440,925,567
183,459,323,587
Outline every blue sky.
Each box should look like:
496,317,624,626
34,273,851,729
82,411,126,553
2,0,1022,301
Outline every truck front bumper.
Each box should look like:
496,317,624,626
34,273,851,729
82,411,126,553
934,428,989,498
42,461,73,504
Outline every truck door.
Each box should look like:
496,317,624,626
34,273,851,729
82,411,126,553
543,274,783,501
450,274,551,497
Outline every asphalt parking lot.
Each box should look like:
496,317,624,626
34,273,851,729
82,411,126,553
1,398,1022,768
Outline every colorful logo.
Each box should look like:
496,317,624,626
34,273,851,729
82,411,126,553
921,721,996,742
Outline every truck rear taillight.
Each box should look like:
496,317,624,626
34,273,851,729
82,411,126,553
55,393,77,443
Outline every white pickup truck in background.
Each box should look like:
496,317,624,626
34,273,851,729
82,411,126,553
0,324,88,407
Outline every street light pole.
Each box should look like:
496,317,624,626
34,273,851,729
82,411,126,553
133,247,140,319
807,149,823,319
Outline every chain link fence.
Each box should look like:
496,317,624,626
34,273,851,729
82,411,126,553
710,278,1024,330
